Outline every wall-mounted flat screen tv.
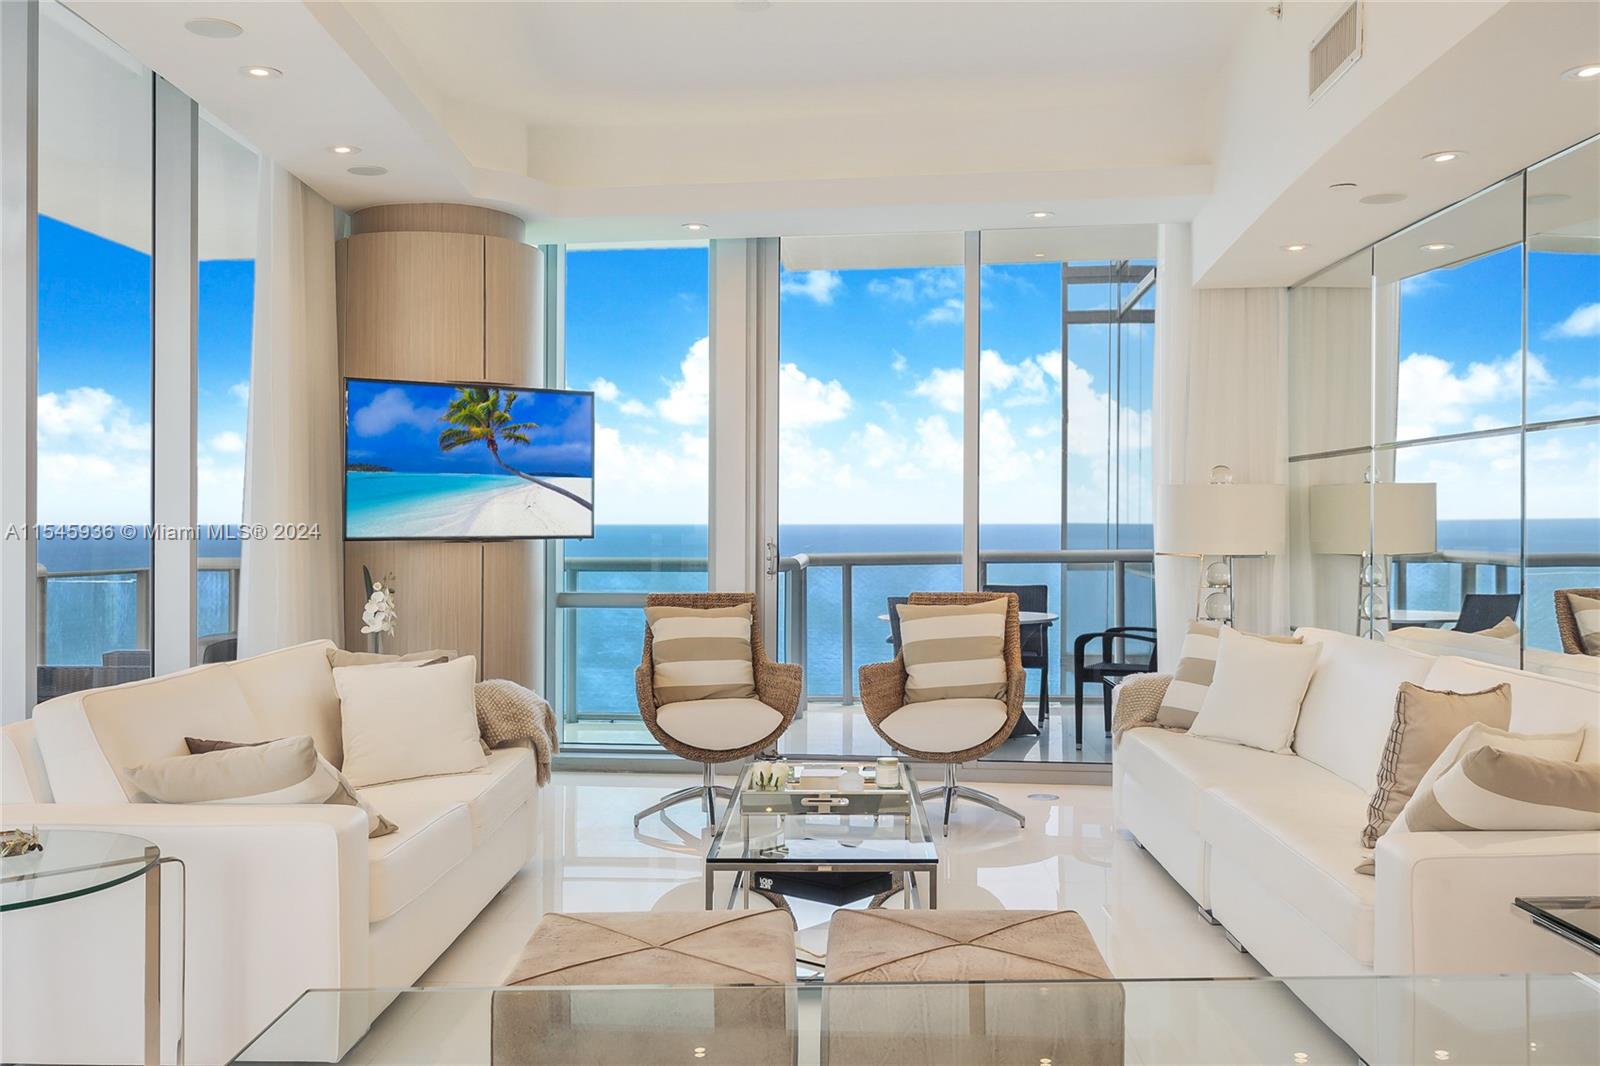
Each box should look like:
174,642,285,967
344,378,595,540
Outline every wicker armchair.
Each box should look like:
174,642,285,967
1555,588,1600,656
633,592,803,828
858,591,1026,835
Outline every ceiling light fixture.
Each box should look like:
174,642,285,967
184,17,242,38
1420,242,1454,252
1282,243,1310,252
347,165,387,177
1424,150,1465,164
1562,63,1600,80
240,65,281,79
1033,252,1047,258
1360,192,1407,205
681,222,709,231
1029,211,1054,219
1328,182,1358,191
329,145,361,156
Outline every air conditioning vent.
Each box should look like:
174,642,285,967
1309,1,1363,102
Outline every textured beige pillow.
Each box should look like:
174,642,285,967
1360,682,1511,848
1406,748,1600,831
645,604,756,703
336,655,487,788
129,736,396,837
1476,616,1520,640
895,598,1008,704
1392,723,1586,832
326,647,456,668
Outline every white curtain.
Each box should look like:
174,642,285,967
1153,253,1290,653
238,162,342,656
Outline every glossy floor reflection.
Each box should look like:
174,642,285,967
416,773,1257,988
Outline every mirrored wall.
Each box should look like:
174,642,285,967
1288,134,1600,680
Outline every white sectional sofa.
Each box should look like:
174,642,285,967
1115,627,1600,980
0,639,539,1065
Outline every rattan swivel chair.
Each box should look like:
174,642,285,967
1555,588,1600,655
633,592,803,829
858,592,1027,836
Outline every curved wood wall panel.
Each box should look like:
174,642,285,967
340,230,486,381
342,541,484,676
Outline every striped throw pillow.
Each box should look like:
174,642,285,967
1404,747,1600,831
646,604,757,704
1156,621,1301,729
1566,591,1600,655
896,598,1008,704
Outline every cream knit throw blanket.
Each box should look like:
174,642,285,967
474,680,560,785
1110,673,1184,747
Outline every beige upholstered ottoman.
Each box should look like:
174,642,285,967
491,911,796,1065
822,909,1124,1066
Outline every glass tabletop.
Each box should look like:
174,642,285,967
706,761,937,867
0,829,159,911
1517,896,1600,952
231,973,1600,1065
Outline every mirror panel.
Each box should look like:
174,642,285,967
1528,137,1600,424
1525,422,1600,680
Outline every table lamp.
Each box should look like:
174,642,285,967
1309,480,1437,637
1156,466,1288,625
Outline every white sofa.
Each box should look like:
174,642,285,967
0,639,539,1065
1115,627,1600,981
1385,623,1600,688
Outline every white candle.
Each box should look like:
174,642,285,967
876,757,900,788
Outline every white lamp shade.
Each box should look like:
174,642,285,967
1309,482,1437,555
1155,483,1287,556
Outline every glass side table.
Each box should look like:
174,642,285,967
1,829,184,1065
1515,896,1600,956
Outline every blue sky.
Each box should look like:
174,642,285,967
345,380,594,477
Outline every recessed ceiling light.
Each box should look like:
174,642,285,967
1424,150,1466,164
1328,182,1358,191
184,17,242,38
347,165,387,177
1562,63,1600,80
1032,252,1047,258
329,145,361,156
1360,192,1407,205
1282,243,1310,252
1028,211,1054,219
1527,192,1571,207
240,65,281,79
1420,242,1454,252
681,222,709,231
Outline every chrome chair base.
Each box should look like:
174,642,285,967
918,765,1025,836
633,762,734,828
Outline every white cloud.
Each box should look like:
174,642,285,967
35,388,153,523
912,367,964,413
890,352,908,374
780,362,852,426
868,277,915,303
37,387,149,451
780,270,843,305
920,298,963,326
912,349,1051,414
1546,301,1600,339
230,381,250,404
656,337,710,426
209,431,245,455
619,399,651,417
592,425,708,524
589,377,620,403
351,386,441,436
1394,351,1544,440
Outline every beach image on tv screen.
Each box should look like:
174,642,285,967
345,379,595,539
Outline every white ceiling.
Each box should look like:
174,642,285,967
62,1,1600,286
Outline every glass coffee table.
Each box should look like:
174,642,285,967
1516,896,1600,956
704,760,939,911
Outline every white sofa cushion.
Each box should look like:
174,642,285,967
229,639,345,767
358,749,535,846
1295,628,1435,791
878,698,1007,754
655,697,781,751
1189,627,1321,753
1199,767,1377,963
362,784,475,922
1523,646,1600,689
1115,728,1309,836
1422,656,1600,763
336,656,487,788
33,663,264,803
1385,626,1521,669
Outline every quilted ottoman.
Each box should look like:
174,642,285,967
491,910,796,1065
822,909,1123,1065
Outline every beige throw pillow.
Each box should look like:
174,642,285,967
895,598,1009,704
1157,622,1302,729
1405,748,1600,831
1392,723,1586,832
645,604,757,704
1359,681,1511,848
1187,626,1321,753
128,736,396,838
336,655,487,788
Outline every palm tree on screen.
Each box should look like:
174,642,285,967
437,387,592,509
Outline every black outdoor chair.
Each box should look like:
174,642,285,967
1072,627,1157,750
885,596,910,656
983,584,1052,721
1454,593,1522,634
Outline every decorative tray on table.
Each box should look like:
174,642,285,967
737,761,911,818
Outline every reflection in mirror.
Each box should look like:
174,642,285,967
1379,435,1523,667
1287,249,1372,457
1525,422,1600,686
1374,175,1524,445
1289,455,1370,634
1528,135,1600,423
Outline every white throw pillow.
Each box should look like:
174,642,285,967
336,656,487,788
1188,625,1321,753
1392,722,1586,831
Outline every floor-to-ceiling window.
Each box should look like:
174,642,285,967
34,1,154,701
556,243,710,744
195,117,256,661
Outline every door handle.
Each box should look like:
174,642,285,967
764,540,778,577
